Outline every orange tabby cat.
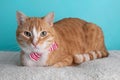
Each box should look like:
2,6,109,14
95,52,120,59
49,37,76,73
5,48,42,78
16,11,109,67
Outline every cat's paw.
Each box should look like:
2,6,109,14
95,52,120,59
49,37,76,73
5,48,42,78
22,60,35,67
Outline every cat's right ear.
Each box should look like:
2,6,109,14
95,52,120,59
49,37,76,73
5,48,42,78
16,11,27,25
43,12,54,27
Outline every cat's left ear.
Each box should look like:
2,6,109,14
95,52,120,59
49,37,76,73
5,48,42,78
16,11,27,25
44,12,54,27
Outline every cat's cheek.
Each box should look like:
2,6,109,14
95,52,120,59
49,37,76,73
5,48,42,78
37,43,49,51
42,42,49,49
21,47,31,54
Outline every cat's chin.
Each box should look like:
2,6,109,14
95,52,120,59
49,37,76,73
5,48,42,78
21,48,47,55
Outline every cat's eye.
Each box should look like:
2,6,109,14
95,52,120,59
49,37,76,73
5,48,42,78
40,31,47,37
24,31,32,37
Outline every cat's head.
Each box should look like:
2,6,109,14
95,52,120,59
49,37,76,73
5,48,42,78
16,11,55,54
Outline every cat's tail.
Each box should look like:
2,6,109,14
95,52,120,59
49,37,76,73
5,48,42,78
74,51,109,64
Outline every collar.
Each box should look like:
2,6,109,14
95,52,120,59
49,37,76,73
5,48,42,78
29,42,58,61
49,42,58,52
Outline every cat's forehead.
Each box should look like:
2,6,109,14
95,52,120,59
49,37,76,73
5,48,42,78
25,17,48,31
26,17,43,27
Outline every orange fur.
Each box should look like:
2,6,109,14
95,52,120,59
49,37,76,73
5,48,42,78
16,11,109,67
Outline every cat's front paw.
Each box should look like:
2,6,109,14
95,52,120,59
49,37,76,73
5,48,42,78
22,60,35,67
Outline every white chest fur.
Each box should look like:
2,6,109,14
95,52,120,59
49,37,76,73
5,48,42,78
21,51,49,67
21,42,58,66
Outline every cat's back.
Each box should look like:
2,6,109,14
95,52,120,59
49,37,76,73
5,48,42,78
54,18,87,39
54,18,87,28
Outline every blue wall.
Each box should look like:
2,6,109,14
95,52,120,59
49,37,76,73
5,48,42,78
0,0,120,51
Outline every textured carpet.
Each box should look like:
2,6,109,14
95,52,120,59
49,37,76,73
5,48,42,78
0,51,120,80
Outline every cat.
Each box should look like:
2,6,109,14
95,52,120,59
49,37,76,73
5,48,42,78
16,11,109,67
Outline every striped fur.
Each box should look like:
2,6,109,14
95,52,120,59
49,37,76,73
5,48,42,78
16,11,109,67
74,51,103,64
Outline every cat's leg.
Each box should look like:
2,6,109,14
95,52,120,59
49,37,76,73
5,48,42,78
73,50,108,64
20,51,35,67
53,55,73,67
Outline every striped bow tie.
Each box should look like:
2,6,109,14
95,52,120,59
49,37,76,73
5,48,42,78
49,42,58,52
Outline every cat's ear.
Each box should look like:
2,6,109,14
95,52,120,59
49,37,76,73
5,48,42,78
16,11,27,25
44,12,54,27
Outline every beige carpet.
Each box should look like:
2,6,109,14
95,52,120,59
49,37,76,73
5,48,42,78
0,51,120,80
